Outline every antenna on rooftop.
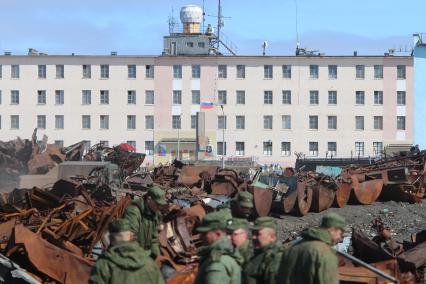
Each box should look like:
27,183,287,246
295,0,300,50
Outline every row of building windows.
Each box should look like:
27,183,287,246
0,64,407,80
216,141,383,157
215,115,407,131
0,64,155,79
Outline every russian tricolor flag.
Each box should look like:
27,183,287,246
200,101,215,110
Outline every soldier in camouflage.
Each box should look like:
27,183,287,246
226,218,253,268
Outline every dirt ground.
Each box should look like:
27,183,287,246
273,200,426,242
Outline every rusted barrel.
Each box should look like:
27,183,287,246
310,183,335,213
333,182,352,208
350,175,383,205
248,186,273,217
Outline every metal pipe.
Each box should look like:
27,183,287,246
335,250,397,283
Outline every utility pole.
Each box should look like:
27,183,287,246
221,105,225,168
217,0,222,50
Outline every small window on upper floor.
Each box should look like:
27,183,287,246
218,65,227,78
198,42,205,48
397,65,406,79
173,65,182,79
356,65,365,79
186,42,194,48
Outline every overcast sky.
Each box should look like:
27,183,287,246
0,0,423,56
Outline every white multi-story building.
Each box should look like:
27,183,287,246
0,6,413,167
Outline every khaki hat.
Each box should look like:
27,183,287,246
226,218,249,231
252,216,277,231
109,219,131,233
320,212,348,232
147,185,167,205
237,191,253,208
196,211,229,232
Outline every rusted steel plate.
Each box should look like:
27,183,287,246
281,188,298,214
211,181,238,196
248,186,273,217
310,184,335,213
166,264,198,284
380,184,423,204
176,166,218,186
294,182,313,216
333,182,352,208
9,225,92,284
339,259,400,284
350,175,383,205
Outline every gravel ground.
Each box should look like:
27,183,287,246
273,200,426,242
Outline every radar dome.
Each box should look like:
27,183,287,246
180,5,203,24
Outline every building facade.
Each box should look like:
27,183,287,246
414,34,426,149
0,53,413,166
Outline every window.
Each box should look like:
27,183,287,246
374,91,383,105
356,65,365,79
374,65,383,79
56,65,64,79
263,115,273,129
11,90,19,104
55,90,64,105
397,116,406,130
218,65,227,78
186,42,194,48
374,116,383,130
192,90,200,104
328,91,337,105
218,90,227,105
309,116,318,130
356,91,365,105
173,65,182,79
192,65,201,78
373,142,383,157
355,116,364,130
11,65,19,79
100,64,109,79
145,115,154,129
0,65,2,78
236,91,245,104
145,141,154,155
128,65,136,78
236,115,245,129
145,65,154,78
236,65,245,79
11,115,19,129
127,115,136,129
328,142,337,156
0,91,2,104
397,65,406,79
38,65,46,79
263,141,272,156
82,90,91,105
99,140,109,147
236,142,245,156
100,115,109,129
281,142,291,156
355,142,364,157
191,115,197,129
282,65,291,78
37,90,46,104
127,141,136,150
37,115,46,129
173,90,182,104
328,65,337,79
82,65,91,78
198,42,205,48
82,115,91,129
145,90,155,104
264,91,273,104
309,142,318,156
218,115,227,129
328,116,337,130
397,91,406,105
264,65,273,79
217,142,227,155
172,115,181,129
54,140,64,148
282,115,291,129
127,90,136,104
100,90,109,104
282,91,291,104
55,115,64,129
310,91,319,105
309,65,318,79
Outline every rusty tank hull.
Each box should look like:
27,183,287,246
333,182,352,208
310,183,336,213
350,175,383,205
293,182,313,216
248,186,273,217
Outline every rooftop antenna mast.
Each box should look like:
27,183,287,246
202,0,206,33
217,0,223,50
295,0,300,53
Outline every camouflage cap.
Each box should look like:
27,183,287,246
252,216,277,231
226,218,249,231
147,185,167,205
109,219,131,233
320,212,348,232
196,211,229,232
237,191,254,208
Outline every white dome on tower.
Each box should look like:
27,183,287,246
180,5,203,24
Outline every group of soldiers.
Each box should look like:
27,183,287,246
89,186,347,284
